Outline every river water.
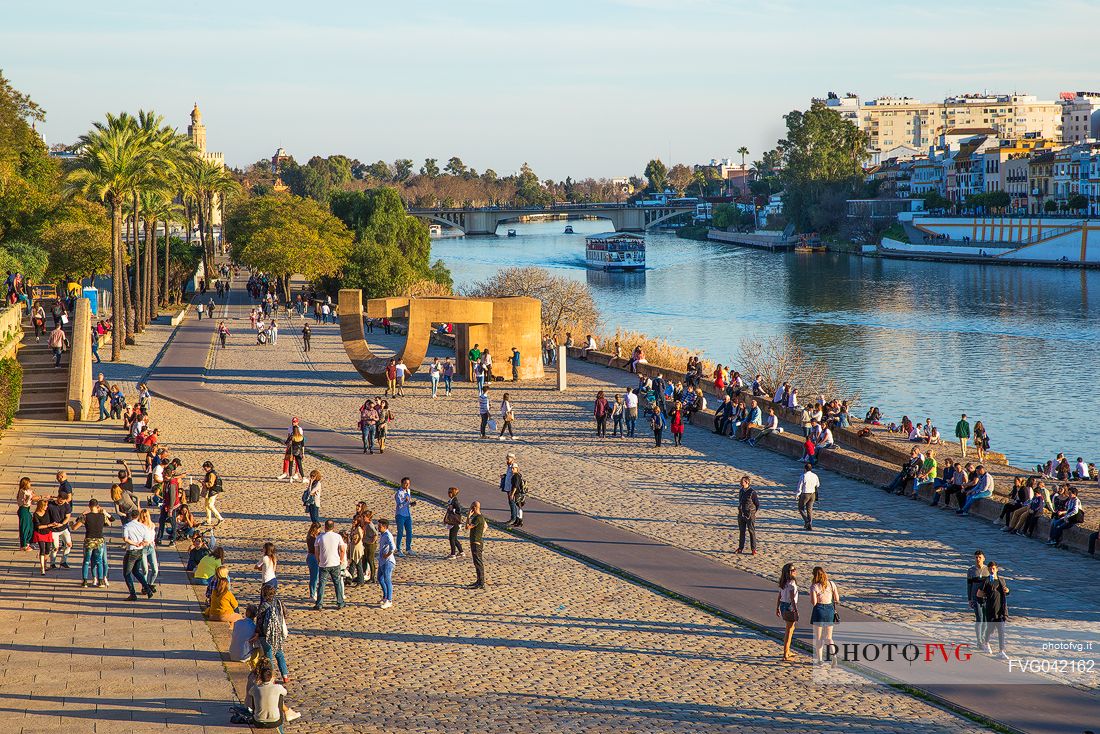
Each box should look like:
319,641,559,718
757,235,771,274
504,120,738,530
431,218,1100,467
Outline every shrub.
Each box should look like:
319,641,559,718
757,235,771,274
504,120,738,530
738,336,857,404
0,358,23,429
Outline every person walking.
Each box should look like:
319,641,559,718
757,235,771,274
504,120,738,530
445,487,464,559
736,476,759,554
376,400,393,453
442,358,454,396
313,520,347,610
377,518,396,608
48,322,68,368
810,566,839,663
15,477,37,552
218,321,230,349
305,522,321,602
955,414,971,458
650,405,666,447
670,401,685,447
973,420,990,463
796,463,819,531
429,358,442,398
90,326,102,363
302,469,321,524
594,391,609,437
478,385,492,438
394,477,415,556
92,374,110,420
121,510,155,600
385,359,397,397
281,427,306,482
358,399,378,454
610,394,624,437
201,461,225,526
498,392,515,440
301,322,311,352
776,562,799,661
975,560,1010,659
467,500,487,589
966,550,990,651
31,499,58,575
394,360,407,396
197,301,204,321
31,303,46,342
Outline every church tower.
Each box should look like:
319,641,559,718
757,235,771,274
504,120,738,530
188,102,207,154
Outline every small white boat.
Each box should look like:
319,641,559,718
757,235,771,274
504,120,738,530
506,229,517,237
563,225,574,234
585,232,645,271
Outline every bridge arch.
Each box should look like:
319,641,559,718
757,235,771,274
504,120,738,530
414,213,467,235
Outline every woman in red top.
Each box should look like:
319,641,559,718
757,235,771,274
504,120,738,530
593,390,609,437
670,401,685,446
802,435,817,467
713,365,725,392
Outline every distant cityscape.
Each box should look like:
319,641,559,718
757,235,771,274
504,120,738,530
821,90,1100,217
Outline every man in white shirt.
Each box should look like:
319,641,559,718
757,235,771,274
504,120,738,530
313,519,347,610
816,426,835,451
748,408,780,447
623,390,639,437
394,361,408,396
797,463,820,531
1074,457,1090,481
121,510,155,600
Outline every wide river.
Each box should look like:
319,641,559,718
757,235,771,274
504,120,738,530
432,218,1099,467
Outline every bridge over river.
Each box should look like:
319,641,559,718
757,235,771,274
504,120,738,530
408,203,694,235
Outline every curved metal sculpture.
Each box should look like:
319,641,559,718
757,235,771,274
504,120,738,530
338,289,544,386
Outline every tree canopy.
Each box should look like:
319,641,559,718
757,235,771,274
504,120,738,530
644,159,668,192
778,101,869,232
226,194,353,298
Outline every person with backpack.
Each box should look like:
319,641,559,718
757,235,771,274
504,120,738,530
649,404,667,447
201,461,224,526
301,469,321,524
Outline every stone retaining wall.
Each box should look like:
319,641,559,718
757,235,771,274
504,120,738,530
0,305,22,361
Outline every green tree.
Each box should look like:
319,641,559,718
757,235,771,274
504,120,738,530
1068,192,1089,213
667,164,692,194
68,112,152,359
514,162,550,206
644,159,668,192
393,159,413,181
922,191,951,211
40,197,111,282
420,158,440,178
225,194,353,302
0,70,58,246
366,160,391,180
444,156,467,177
777,101,869,232
0,241,49,283
1044,199,1059,213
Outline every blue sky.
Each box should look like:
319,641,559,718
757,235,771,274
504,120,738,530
5,0,1100,179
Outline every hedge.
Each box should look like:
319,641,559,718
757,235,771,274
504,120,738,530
0,358,22,429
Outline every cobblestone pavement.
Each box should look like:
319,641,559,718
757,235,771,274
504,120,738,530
201,312,1100,687
0,415,238,734
85,318,986,734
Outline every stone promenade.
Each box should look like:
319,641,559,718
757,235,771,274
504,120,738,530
0,416,238,734
204,313,1100,678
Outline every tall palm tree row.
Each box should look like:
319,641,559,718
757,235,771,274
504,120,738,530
181,157,240,276
67,110,208,360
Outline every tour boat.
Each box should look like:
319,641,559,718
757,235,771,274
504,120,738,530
585,232,646,271
793,232,827,253
563,225,574,234
507,229,517,237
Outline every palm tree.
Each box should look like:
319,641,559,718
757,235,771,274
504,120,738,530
737,146,749,168
182,158,240,275
67,113,150,361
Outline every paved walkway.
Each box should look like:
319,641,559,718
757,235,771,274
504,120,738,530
0,417,238,734
142,280,1096,733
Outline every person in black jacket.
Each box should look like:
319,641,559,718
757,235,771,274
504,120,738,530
975,560,1010,659
735,476,760,554
445,487,464,559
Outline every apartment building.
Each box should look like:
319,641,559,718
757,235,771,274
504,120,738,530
1059,92,1100,143
826,92,1063,153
